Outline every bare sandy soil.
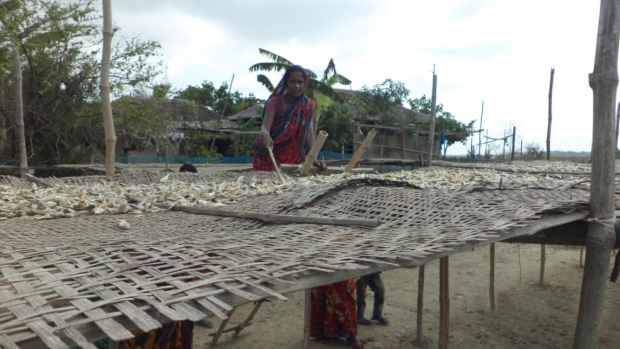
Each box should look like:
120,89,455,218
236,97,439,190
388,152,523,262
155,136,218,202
192,243,620,349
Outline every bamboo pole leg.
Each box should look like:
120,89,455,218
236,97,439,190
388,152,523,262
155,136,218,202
345,129,377,173
439,256,449,349
303,289,311,349
540,244,546,285
417,265,425,344
210,308,236,347
233,300,264,338
300,131,328,175
489,244,496,311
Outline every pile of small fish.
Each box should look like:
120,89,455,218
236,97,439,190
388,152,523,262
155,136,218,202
0,165,593,223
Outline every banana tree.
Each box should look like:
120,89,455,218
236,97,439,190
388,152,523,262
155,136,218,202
249,48,352,103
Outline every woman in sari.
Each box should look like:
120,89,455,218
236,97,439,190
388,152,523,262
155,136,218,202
253,65,326,171
254,65,365,348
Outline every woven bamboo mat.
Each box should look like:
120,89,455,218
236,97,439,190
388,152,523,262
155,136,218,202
0,177,613,348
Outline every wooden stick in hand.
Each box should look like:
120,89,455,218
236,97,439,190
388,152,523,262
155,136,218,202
268,146,286,183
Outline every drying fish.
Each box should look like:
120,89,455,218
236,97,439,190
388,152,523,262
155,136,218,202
0,162,607,224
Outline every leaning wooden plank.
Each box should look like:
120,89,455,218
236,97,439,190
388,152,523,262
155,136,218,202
24,174,54,188
279,164,374,175
170,205,381,228
300,131,328,175
345,129,377,173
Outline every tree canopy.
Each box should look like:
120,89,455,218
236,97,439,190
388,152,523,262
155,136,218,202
0,0,163,163
174,80,261,117
409,95,476,155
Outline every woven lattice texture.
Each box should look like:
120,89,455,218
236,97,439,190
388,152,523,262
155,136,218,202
0,177,613,349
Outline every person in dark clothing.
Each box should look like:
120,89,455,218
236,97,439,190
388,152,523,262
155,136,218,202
356,272,389,325
179,163,197,173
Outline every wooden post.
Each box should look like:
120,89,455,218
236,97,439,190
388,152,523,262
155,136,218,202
417,265,425,344
478,101,484,160
300,130,328,175
574,0,619,347
546,67,555,161
438,256,449,349
616,103,620,151
11,47,27,178
489,243,496,311
210,308,235,346
402,129,406,159
510,126,516,161
579,246,584,268
345,129,376,173
427,71,438,167
419,153,424,167
233,301,264,338
234,132,239,158
539,245,546,285
303,289,311,349
100,0,116,177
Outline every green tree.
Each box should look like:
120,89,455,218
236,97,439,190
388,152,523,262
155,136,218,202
249,48,352,103
318,102,355,151
0,0,162,163
175,80,261,116
409,95,476,156
356,79,412,126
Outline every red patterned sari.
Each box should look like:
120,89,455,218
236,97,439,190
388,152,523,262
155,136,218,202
253,94,316,171
310,279,359,339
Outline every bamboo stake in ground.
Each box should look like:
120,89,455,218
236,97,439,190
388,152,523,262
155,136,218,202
416,265,425,344
12,47,27,178
439,256,450,349
490,243,496,311
546,68,555,161
233,300,264,338
100,0,116,177
300,130,328,175
574,0,620,347
580,246,584,267
426,70,438,167
345,129,376,173
267,146,286,183
539,244,546,285
210,308,235,346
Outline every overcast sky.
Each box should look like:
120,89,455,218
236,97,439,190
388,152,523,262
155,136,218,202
110,0,603,155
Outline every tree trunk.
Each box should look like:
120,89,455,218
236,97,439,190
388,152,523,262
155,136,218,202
100,0,116,177
0,115,7,158
12,47,27,178
546,68,555,161
426,72,437,167
573,1,620,348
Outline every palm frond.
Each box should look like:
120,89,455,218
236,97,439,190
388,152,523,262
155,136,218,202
334,73,352,86
322,58,337,82
305,69,318,79
256,74,275,93
307,80,345,103
258,48,294,65
249,62,289,73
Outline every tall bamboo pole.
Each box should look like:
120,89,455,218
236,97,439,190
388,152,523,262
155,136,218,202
100,0,116,177
12,47,27,178
573,1,619,347
546,68,555,161
510,126,516,161
478,101,484,160
426,70,437,167
616,103,620,151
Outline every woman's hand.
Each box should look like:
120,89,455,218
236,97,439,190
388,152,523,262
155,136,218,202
313,160,327,170
261,130,274,149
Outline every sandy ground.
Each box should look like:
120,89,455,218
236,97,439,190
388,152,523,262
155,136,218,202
191,244,620,349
